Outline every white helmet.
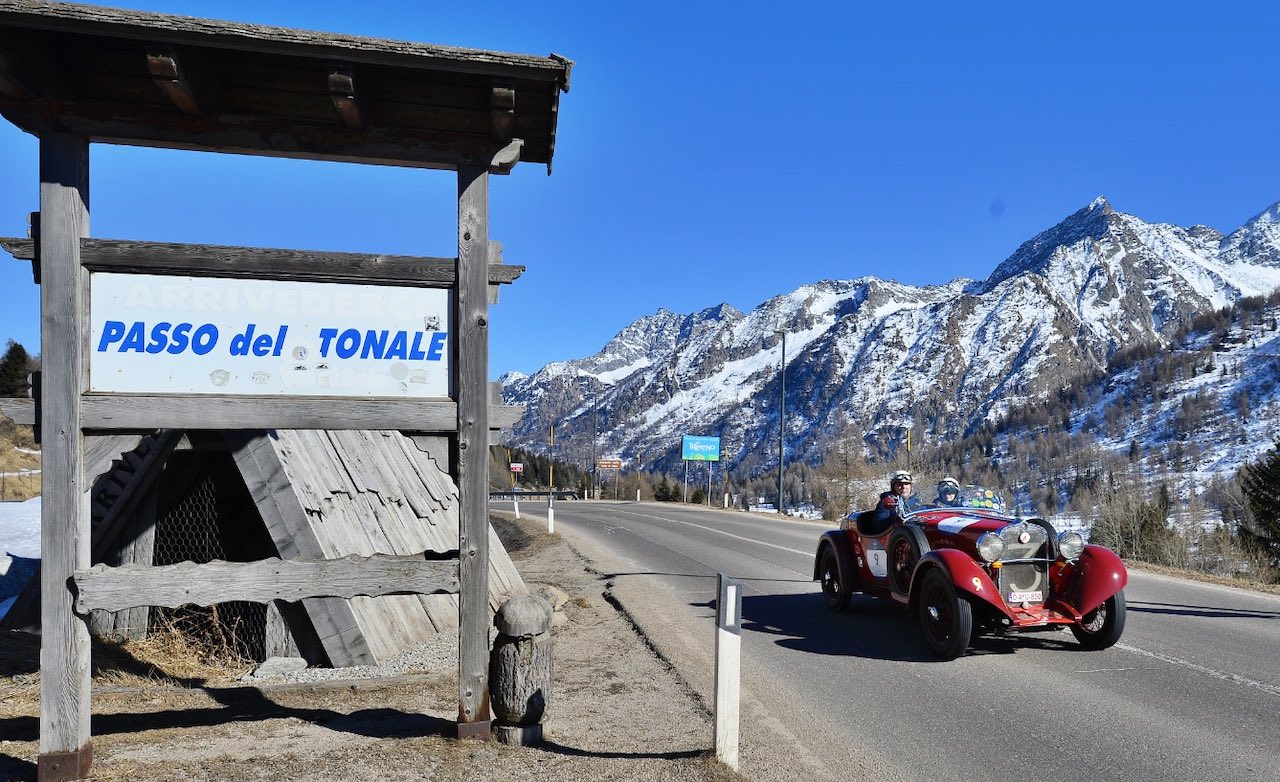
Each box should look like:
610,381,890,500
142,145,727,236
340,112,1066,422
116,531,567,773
889,470,912,485
938,476,959,492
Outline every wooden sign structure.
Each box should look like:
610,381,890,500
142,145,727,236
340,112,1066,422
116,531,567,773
0,2,571,779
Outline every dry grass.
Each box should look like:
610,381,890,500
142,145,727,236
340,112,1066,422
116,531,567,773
0,415,39,501
0,607,255,703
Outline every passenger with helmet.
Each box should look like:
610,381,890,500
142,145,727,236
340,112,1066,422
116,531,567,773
934,476,962,507
869,469,921,527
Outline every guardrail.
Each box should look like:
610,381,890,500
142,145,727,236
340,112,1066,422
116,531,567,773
489,490,578,500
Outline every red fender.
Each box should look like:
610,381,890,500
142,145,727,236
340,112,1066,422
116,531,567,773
1074,544,1128,615
813,530,860,592
912,549,1006,616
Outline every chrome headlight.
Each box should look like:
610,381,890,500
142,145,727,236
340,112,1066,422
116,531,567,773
977,532,1006,563
1058,530,1085,560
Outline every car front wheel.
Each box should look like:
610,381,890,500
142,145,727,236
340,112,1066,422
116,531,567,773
819,546,851,612
918,568,972,660
1070,589,1126,650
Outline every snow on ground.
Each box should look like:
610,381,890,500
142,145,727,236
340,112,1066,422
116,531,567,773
0,497,40,620
0,496,41,559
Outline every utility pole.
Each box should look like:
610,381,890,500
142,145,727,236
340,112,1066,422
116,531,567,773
590,384,598,500
773,328,787,516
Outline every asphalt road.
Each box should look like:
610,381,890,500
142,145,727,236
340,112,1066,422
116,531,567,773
499,498,1280,782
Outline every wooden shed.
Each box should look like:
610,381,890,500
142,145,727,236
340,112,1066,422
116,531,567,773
0,421,531,668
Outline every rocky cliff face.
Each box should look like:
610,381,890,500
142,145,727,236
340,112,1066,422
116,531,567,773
501,198,1280,477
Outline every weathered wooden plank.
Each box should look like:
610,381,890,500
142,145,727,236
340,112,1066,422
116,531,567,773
222,430,373,666
73,554,461,612
37,130,92,771
80,394,457,431
89,483,155,639
0,396,34,424
90,430,182,563
83,433,145,481
0,237,524,286
264,601,300,659
316,429,360,496
456,164,491,734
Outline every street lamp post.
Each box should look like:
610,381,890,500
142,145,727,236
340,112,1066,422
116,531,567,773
773,329,786,516
590,385,598,500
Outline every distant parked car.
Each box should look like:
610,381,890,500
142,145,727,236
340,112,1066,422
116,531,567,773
812,480,1127,659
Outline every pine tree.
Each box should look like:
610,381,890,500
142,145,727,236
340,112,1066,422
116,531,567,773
0,340,34,397
1240,439,1280,564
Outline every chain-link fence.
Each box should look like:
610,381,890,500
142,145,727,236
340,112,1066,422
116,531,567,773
151,471,267,662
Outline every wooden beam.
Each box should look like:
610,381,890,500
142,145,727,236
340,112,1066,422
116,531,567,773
146,48,201,115
491,405,524,430
0,396,33,425
490,83,514,143
89,430,182,563
72,554,461,613
37,130,93,780
0,102,530,171
5,396,519,434
327,63,363,129
0,237,524,286
80,394,458,431
456,164,491,736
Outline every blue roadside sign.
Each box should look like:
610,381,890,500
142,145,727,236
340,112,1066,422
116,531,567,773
682,435,721,462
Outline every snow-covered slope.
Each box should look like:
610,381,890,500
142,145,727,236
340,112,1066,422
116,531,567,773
503,198,1280,481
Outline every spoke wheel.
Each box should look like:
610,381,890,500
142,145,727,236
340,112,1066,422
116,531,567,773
918,568,972,660
820,546,851,612
1070,589,1126,650
887,526,927,598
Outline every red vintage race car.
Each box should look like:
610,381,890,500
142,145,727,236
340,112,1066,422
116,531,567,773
813,481,1128,659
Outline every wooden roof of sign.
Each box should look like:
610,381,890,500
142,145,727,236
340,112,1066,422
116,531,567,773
0,0,572,171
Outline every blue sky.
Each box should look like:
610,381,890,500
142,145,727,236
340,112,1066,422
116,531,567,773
2,1,1279,380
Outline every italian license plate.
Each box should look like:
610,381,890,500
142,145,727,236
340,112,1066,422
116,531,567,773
1009,590,1043,603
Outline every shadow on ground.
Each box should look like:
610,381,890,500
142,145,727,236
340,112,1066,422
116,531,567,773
722,591,1089,661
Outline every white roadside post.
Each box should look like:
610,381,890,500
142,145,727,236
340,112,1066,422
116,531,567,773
510,463,522,520
715,574,743,770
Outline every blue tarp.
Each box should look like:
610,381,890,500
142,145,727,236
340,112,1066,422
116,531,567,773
0,553,38,622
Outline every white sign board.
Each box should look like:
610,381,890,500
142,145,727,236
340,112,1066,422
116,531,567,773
89,272,451,398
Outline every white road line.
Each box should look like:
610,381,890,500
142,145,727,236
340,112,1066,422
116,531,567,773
1115,642,1280,697
610,508,813,557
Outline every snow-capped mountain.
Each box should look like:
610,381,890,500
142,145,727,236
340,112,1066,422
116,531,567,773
501,198,1280,480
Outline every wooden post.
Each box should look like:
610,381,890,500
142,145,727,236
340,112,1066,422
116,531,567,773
714,574,743,771
455,164,492,738
38,132,93,782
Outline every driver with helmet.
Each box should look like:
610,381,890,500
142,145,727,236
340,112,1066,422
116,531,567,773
869,469,921,526
934,476,962,507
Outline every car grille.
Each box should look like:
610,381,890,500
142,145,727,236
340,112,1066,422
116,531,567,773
997,523,1050,605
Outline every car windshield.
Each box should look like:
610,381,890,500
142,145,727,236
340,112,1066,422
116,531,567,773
908,478,1008,514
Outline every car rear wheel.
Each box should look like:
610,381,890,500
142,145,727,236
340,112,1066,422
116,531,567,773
819,546,851,612
918,568,972,660
1070,589,1126,650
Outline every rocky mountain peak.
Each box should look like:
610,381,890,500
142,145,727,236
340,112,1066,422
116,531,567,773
982,196,1121,291
1220,200,1280,269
